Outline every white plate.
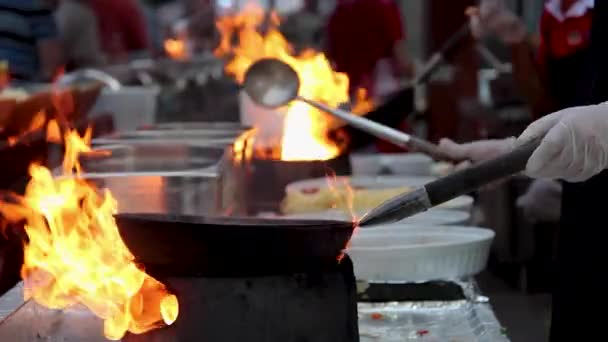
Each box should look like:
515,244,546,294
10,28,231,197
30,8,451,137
347,225,494,282
283,208,471,226
285,176,474,212
350,153,433,176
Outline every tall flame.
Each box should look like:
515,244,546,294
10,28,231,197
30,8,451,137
0,121,178,340
216,4,371,161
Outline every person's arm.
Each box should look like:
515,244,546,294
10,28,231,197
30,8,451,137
29,6,64,81
438,102,608,183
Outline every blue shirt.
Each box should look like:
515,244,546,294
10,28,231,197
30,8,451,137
0,0,58,80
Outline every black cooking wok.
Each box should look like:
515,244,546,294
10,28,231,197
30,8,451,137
115,214,355,277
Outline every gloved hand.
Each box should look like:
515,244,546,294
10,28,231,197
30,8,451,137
517,103,608,182
438,137,516,163
516,179,562,223
467,0,527,44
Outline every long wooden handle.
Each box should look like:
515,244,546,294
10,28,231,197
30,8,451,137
424,138,541,206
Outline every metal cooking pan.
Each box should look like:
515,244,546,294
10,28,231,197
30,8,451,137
114,214,356,277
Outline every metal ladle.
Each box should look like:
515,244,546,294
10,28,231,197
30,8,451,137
243,58,453,161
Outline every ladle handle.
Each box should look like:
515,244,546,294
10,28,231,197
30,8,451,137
406,136,459,162
298,96,456,161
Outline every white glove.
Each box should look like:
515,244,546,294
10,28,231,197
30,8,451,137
438,137,516,163
518,103,608,182
468,0,527,44
516,179,562,223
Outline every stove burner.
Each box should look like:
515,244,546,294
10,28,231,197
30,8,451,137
124,255,359,342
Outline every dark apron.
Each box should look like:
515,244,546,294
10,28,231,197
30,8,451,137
550,1,608,340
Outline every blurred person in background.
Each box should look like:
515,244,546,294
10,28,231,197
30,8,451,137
89,0,150,64
0,0,63,81
469,0,594,117
326,0,413,99
326,0,414,154
448,0,595,225
439,0,608,340
140,0,166,57
54,0,105,70
184,0,219,54
281,0,324,52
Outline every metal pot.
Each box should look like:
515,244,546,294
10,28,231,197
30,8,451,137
222,151,352,215
83,172,219,216
75,143,226,216
92,130,241,148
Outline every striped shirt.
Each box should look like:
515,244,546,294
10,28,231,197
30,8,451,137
0,0,58,80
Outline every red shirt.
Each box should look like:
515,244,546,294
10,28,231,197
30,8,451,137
327,0,403,95
90,0,149,63
537,0,594,75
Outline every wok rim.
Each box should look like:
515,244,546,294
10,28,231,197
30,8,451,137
115,213,356,231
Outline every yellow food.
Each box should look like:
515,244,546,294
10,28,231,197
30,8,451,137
282,186,411,215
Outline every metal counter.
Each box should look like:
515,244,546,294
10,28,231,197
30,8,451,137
0,280,508,341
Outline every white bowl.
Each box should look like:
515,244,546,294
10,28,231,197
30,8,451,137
89,86,160,132
347,225,494,282
285,175,474,212
350,153,433,176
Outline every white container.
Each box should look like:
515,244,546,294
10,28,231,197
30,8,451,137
347,225,495,282
89,86,160,132
350,153,433,176
238,91,284,143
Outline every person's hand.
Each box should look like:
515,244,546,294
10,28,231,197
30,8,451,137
438,137,516,163
518,103,608,182
516,179,562,223
467,0,527,44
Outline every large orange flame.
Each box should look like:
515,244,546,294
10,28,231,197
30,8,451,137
0,121,178,340
216,4,372,161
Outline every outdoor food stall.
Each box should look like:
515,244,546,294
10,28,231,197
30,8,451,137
0,3,515,342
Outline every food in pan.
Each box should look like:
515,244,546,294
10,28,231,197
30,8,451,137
281,185,411,215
